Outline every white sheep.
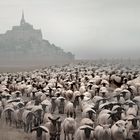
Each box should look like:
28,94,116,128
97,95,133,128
65,101,76,118
95,124,111,140
62,117,77,140
97,110,112,125
111,120,127,140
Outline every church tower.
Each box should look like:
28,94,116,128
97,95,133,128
20,11,26,26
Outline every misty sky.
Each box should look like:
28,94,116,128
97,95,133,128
0,0,140,59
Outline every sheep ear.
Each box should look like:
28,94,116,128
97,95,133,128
89,128,94,131
56,116,60,121
123,118,127,121
31,127,38,132
42,129,48,133
115,123,119,127
99,124,103,127
48,117,53,121
107,112,112,115
108,124,112,128
108,112,111,119
108,115,111,120
128,119,132,121
80,128,85,130
91,110,96,114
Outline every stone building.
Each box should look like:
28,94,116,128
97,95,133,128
0,12,75,65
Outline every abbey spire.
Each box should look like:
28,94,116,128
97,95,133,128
20,10,26,26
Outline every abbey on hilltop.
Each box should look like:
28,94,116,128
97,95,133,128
0,12,75,65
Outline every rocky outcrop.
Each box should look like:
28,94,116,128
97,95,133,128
0,12,75,65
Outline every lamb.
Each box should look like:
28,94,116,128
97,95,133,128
62,117,77,140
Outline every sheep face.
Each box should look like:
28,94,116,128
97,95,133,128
36,127,43,137
48,116,60,127
87,110,95,120
115,123,127,136
80,127,94,139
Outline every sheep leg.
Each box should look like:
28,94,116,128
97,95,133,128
64,132,66,140
27,123,31,133
68,134,70,140
15,121,18,128
9,119,12,126
74,112,76,119
29,122,32,133
23,123,26,132
67,112,69,117
71,134,74,140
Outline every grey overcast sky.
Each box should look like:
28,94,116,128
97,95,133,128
0,0,140,59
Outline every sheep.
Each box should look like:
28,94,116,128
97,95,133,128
79,85,86,94
75,125,94,140
125,115,140,133
65,90,73,100
56,96,66,114
91,85,100,96
121,89,131,100
97,110,112,125
111,120,127,140
22,109,35,133
125,102,138,117
83,92,92,99
1,106,15,126
126,129,140,140
13,107,24,128
65,101,76,118
41,99,52,113
44,116,61,140
51,97,57,113
99,87,109,97
31,105,43,127
62,117,77,140
94,124,111,140
31,125,50,140
73,91,81,110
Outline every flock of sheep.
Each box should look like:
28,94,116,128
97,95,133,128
0,61,140,140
